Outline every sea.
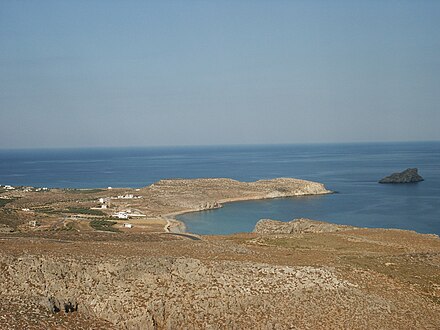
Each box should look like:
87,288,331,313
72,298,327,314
0,142,439,235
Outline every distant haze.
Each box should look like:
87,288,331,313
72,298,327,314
1,1,439,148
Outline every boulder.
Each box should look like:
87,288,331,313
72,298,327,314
379,168,424,184
0,224,14,233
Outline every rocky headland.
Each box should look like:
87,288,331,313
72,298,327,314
379,168,424,184
254,218,356,234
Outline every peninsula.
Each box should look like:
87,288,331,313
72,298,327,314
1,178,439,329
0,177,331,234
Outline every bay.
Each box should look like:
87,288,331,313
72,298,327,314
1,142,439,235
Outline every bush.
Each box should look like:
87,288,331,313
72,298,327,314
0,198,15,207
90,220,119,232
64,189,105,194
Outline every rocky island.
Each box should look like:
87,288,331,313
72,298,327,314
379,168,424,183
1,178,439,329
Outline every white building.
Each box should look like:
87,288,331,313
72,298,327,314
117,194,134,199
123,223,133,228
113,212,129,219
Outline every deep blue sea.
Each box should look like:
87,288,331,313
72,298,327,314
0,142,439,235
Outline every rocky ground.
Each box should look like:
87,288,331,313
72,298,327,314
1,225,440,329
0,179,439,329
254,218,355,234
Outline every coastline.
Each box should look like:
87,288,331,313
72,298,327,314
162,189,333,234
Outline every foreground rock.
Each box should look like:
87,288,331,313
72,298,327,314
254,218,355,234
1,226,440,329
379,168,424,184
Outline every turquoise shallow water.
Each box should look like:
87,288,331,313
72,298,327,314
1,142,439,235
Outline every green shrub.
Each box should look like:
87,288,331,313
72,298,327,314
0,198,14,207
90,219,119,232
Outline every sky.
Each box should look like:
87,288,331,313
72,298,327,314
1,0,440,148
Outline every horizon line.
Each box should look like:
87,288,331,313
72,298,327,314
1,139,439,152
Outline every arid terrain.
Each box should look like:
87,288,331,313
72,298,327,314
0,178,439,329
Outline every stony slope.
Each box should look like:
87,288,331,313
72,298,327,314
1,225,440,329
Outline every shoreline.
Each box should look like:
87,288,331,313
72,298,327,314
162,190,333,234
1,176,335,235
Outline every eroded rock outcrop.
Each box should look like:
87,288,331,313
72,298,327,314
0,224,14,233
254,218,356,234
379,168,424,184
198,201,221,210
0,254,355,329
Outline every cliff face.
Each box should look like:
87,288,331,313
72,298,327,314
379,168,424,183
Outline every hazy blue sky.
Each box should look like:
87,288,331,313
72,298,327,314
1,1,439,148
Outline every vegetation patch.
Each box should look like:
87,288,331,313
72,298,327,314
90,220,119,232
64,189,105,194
65,208,106,216
0,199,14,207
0,209,26,229
0,198,17,207
34,207,106,216
34,207,59,214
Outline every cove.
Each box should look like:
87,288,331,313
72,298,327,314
177,181,440,236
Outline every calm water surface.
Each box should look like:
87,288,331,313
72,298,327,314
0,142,439,235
